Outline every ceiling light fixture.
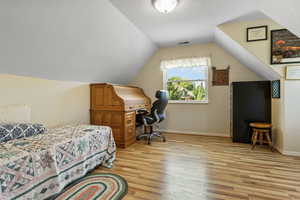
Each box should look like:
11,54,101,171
152,0,179,14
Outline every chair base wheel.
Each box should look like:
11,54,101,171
136,131,166,145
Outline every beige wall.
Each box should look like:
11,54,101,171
219,18,284,76
271,79,285,152
218,19,285,148
131,43,263,136
0,74,89,127
220,18,300,155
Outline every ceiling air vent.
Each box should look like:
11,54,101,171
178,41,191,45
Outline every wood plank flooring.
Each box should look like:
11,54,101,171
92,133,300,200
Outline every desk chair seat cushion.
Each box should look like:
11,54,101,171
136,114,156,126
143,116,156,125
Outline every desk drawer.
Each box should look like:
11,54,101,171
125,112,135,126
125,125,135,139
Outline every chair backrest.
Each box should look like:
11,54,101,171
150,90,168,122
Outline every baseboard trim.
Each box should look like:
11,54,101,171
281,150,300,157
273,145,300,157
159,130,300,156
158,129,230,138
274,146,283,154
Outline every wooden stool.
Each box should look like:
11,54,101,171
249,122,273,151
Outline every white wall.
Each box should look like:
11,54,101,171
0,74,89,127
275,3,300,150
131,43,263,136
283,81,300,155
0,0,157,84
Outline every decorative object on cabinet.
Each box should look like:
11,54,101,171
90,83,151,148
271,29,300,64
212,65,230,86
247,25,268,42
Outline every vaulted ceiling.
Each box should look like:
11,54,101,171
111,0,300,81
0,0,299,83
111,0,300,47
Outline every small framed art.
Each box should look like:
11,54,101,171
212,66,230,86
286,65,300,80
247,26,268,42
271,80,280,98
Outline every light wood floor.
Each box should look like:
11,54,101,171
92,133,300,200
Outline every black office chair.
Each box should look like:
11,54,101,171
136,90,168,144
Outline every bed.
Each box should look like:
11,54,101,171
0,106,116,200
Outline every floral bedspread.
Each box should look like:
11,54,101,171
0,125,116,200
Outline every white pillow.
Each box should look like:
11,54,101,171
0,104,31,124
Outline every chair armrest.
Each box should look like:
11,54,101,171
137,109,149,115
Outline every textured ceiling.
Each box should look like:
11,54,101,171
111,0,300,47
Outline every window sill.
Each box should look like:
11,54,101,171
168,100,209,104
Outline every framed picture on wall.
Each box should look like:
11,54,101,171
247,25,268,42
271,29,300,64
286,65,300,80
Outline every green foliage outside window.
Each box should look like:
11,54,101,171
167,77,207,101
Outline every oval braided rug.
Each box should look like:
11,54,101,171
53,173,128,200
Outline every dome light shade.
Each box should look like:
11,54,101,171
152,0,179,14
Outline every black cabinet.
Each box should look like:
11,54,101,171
232,81,271,143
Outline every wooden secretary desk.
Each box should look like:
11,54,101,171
90,83,151,148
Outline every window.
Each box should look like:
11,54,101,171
161,57,210,103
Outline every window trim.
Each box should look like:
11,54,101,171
162,63,209,104
168,100,209,104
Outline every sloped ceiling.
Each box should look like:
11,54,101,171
1,0,299,83
215,13,284,81
214,28,280,81
0,0,157,83
112,0,300,81
111,0,300,47
111,0,265,47
260,0,300,37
